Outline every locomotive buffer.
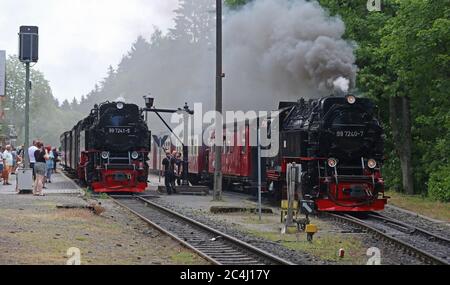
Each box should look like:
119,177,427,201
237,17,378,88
143,96,208,195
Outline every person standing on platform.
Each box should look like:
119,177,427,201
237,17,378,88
2,145,13,185
175,152,182,186
0,147,4,185
162,151,173,195
28,140,38,180
16,146,24,170
170,151,178,193
33,142,48,196
17,145,25,160
11,147,18,175
52,148,59,173
45,145,54,183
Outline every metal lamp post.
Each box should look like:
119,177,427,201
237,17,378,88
213,0,223,201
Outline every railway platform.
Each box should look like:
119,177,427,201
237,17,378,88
0,171,82,195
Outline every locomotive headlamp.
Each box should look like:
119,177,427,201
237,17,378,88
368,159,377,169
328,158,338,168
346,95,356,105
143,95,154,108
101,151,109,160
131,151,139,160
117,102,124,110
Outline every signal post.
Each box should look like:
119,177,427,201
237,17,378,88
17,26,39,192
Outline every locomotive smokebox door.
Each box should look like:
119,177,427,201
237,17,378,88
19,26,39,63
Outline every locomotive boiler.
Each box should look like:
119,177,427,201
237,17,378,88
60,101,151,193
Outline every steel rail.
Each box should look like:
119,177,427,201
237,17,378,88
327,212,450,265
368,212,450,246
111,195,294,265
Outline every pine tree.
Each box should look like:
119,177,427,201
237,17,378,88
170,0,215,45
61,99,70,111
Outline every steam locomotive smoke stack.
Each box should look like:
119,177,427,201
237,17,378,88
333,77,350,94
223,0,357,109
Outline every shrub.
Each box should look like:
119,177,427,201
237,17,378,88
428,165,450,202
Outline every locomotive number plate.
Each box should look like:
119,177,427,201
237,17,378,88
107,127,132,134
336,130,364,138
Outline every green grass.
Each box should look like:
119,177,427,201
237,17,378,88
242,214,275,224
247,229,367,264
75,237,88,242
98,193,109,200
84,190,92,199
386,191,450,221
170,251,200,264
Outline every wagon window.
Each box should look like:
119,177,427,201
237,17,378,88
195,137,199,156
241,127,247,154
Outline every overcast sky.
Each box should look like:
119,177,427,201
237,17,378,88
0,0,179,103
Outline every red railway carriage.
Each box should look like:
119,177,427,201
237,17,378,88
60,101,151,193
207,123,265,192
187,138,209,184
151,121,265,192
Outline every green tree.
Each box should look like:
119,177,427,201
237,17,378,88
318,0,449,199
170,0,215,44
381,0,449,198
4,55,83,147
225,0,252,9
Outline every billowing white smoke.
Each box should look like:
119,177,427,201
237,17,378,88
333,76,350,93
223,0,357,110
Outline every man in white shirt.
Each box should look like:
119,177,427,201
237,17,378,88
0,149,3,184
2,145,13,185
28,140,38,179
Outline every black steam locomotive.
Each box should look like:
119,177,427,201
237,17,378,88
267,94,387,211
60,101,151,193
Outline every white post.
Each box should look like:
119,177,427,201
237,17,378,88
257,127,262,221
286,163,295,227
158,142,161,183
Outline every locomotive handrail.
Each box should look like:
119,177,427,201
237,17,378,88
282,156,328,161
104,163,136,170
108,157,130,160
321,175,374,181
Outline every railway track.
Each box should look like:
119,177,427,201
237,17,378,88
110,195,294,265
328,212,450,265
